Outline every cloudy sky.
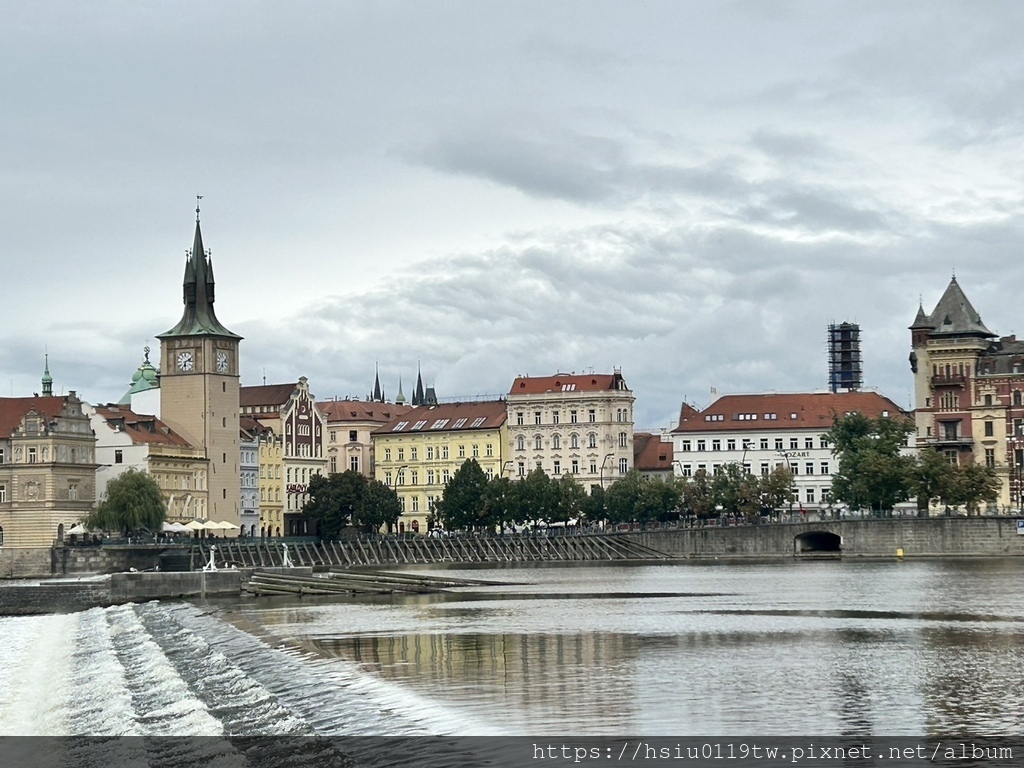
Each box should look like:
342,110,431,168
4,1,1024,429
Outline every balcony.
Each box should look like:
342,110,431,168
928,434,973,448
930,372,967,386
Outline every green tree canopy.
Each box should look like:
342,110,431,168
354,479,402,533
304,470,366,539
436,458,490,530
826,412,915,514
86,469,166,533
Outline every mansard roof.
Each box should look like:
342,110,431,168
922,276,994,338
672,391,907,433
375,400,507,435
318,399,414,424
158,218,241,340
508,371,630,396
93,405,193,447
978,335,1024,375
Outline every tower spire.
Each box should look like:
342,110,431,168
372,362,383,402
41,353,53,397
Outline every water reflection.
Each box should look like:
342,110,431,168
225,559,1024,735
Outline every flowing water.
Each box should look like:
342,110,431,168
2,558,1023,737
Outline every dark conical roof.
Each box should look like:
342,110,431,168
923,276,994,338
909,302,931,330
158,217,241,340
372,364,383,402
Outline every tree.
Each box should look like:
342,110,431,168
87,469,166,533
516,468,555,525
950,462,1001,516
354,480,402,533
758,465,796,518
908,449,958,516
304,470,366,539
606,471,681,524
679,468,716,522
437,458,489,530
826,412,915,515
549,474,587,525
581,484,607,525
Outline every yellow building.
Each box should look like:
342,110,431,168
254,423,284,537
373,400,508,533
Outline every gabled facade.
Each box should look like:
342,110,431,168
506,371,634,489
374,401,509,533
156,211,242,525
633,432,674,480
319,398,414,479
0,392,98,548
911,276,1024,511
88,404,208,522
672,391,909,513
240,377,326,535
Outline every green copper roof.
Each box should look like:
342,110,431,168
118,347,160,405
157,219,241,340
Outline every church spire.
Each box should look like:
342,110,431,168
372,363,383,402
41,353,53,397
413,362,425,406
395,374,406,405
158,201,241,340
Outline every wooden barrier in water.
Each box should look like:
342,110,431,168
244,568,508,597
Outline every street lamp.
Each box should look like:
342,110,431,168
600,453,615,489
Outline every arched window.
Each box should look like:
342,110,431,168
570,433,579,449
552,434,561,449
1015,390,1023,406
516,436,525,451
534,435,543,450
588,433,597,449
619,432,627,448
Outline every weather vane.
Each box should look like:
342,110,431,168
196,194,203,222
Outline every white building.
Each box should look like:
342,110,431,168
507,371,634,490
671,391,909,513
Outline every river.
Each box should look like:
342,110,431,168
1,558,1022,737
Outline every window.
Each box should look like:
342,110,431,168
985,394,993,406
821,462,830,475
412,496,419,512
349,430,358,442
570,434,579,449
472,445,479,458
114,449,123,464
453,418,467,429
618,458,628,474
28,448,37,463
398,448,405,461
985,448,995,469
805,438,814,450
553,460,560,475
985,421,994,437
330,430,337,443
697,440,706,452
805,462,814,475
806,488,816,503
516,412,524,425
442,445,449,459
619,432,627,448
0,448,4,463
0,485,6,503
443,469,451,483
760,463,769,476
1015,391,1023,406
791,464,799,475
589,461,597,474
426,446,434,460
712,440,721,451
552,411,560,425
470,417,486,427
571,459,579,474
385,448,392,462
430,419,449,430
589,433,597,449
588,409,596,422
518,462,525,477
727,439,736,450
681,464,692,477
412,420,427,431
535,411,542,425
535,435,543,450
553,435,561,449
517,436,525,451
410,447,418,460
350,456,359,472
427,470,436,485
775,439,784,451
681,440,691,452
570,410,578,424
790,438,799,450
459,445,466,458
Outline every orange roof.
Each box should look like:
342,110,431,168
0,396,73,439
318,400,415,424
633,432,674,471
94,405,194,447
508,372,629,396
375,400,507,435
673,391,908,433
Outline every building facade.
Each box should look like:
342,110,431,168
911,276,1024,512
255,424,284,537
88,404,208,522
506,372,634,490
239,424,260,536
671,391,909,514
0,392,98,548
319,398,414,479
156,213,242,525
633,432,674,480
373,401,509,533
240,378,326,536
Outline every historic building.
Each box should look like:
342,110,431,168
240,378,326,535
319,397,414,479
251,421,284,537
910,276,1024,511
506,371,634,490
373,400,509,533
239,423,260,536
0,387,97,549
88,404,208,522
671,391,909,514
156,210,242,525
633,432,674,480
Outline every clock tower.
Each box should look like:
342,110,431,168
157,206,243,525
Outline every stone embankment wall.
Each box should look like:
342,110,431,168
624,517,1024,558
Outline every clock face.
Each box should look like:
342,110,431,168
216,351,229,373
176,351,194,372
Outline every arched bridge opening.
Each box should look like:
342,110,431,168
794,531,842,556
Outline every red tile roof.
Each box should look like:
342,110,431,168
508,372,629,395
375,400,507,435
633,432,674,471
673,391,908,433
240,383,300,408
94,405,194,447
0,396,73,439
318,400,415,424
